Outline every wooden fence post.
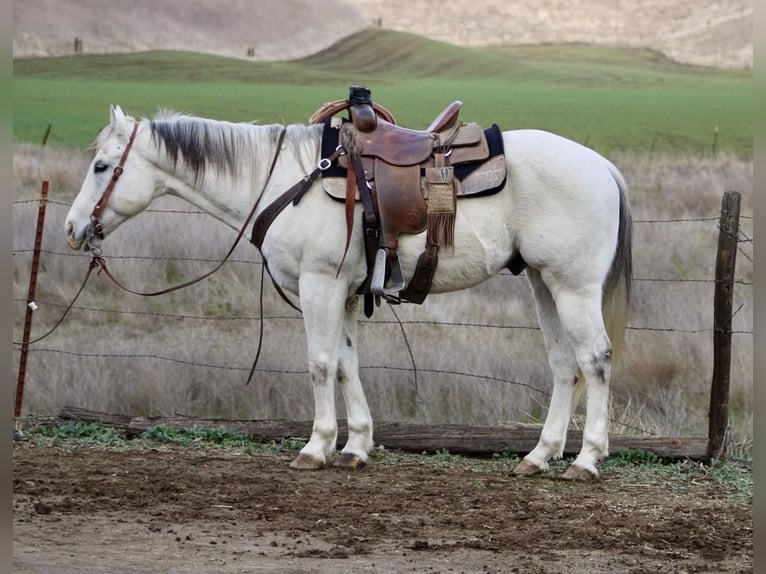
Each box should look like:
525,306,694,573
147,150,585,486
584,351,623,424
707,190,741,462
15,181,49,418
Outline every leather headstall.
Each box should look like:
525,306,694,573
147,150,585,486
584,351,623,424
87,121,140,250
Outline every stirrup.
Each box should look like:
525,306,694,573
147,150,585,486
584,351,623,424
370,249,405,297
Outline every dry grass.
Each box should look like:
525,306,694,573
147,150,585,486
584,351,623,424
12,144,753,448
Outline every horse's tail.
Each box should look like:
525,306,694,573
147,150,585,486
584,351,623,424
601,159,633,362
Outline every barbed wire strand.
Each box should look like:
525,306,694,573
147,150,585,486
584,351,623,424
11,296,754,343
14,200,753,221
388,305,421,407
11,250,756,288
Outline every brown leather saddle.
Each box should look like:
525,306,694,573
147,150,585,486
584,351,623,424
311,87,507,314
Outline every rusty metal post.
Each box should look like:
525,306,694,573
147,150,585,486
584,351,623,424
707,191,741,462
15,181,49,418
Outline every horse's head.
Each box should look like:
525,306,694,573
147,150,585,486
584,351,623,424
65,105,156,251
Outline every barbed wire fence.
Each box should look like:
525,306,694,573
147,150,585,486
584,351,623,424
12,194,754,442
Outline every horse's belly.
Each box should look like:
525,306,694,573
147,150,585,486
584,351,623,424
398,196,513,293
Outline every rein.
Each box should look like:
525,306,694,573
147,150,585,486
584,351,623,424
31,125,287,347
92,125,287,297
12,258,102,346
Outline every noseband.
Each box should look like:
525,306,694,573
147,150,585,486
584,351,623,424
86,120,140,254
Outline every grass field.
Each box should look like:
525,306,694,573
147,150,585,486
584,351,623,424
13,29,752,156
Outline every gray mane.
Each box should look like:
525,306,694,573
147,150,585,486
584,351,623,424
148,111,312,185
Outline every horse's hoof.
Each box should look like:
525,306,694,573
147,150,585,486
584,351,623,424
334,453,367,470
289,453,326,470
511,459,545,476
561,464,599,481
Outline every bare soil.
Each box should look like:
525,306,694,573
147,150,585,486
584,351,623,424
13,442,752,573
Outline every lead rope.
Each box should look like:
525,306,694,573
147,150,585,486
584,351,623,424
12,258,100,346
245,263,268,385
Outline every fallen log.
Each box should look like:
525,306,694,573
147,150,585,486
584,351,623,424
58,405,709,461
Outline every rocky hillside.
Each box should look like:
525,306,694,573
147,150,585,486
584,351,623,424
353,0,752,69
12,0,367,61
13,0,752,68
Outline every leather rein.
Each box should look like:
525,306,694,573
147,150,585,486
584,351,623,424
33,122,339,382
87,121,287,298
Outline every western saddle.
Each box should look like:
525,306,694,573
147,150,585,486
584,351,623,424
309,86,506,316
251,86,507,317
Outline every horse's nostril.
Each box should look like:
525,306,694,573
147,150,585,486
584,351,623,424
64,221,85,250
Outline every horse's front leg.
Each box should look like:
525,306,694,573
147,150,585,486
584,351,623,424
335,296,374,469
290,272,348,470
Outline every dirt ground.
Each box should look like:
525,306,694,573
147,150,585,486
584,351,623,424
13,442,752,574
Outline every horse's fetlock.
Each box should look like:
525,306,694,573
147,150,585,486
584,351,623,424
348,421,372,439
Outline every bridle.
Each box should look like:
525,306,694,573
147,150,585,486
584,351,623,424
79,121,290,383
85,122,288,298
86,120,140,255
26,122,288,353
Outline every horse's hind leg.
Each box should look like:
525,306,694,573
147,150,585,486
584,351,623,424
549,279,613,480
334,296,374,469
290,272,348,470
513,268,579,476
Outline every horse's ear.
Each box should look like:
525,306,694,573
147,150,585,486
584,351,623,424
109,105,126,127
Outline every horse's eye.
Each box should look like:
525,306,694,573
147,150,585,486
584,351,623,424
94,161,109,174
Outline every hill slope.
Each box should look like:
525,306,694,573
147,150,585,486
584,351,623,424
13,0,752,69
353,0,752,69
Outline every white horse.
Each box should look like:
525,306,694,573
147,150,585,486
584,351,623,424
66,105,632,480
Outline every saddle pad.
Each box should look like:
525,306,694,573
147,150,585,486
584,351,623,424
321,119,506,201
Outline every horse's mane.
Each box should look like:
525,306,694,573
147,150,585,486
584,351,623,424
146,110,321,185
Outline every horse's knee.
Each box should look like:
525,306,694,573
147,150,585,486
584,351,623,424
308,352,334,383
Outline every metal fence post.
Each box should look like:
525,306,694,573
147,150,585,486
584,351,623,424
15,181,49,418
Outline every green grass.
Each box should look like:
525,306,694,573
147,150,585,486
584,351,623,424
19,419,308,456
13,29,751,156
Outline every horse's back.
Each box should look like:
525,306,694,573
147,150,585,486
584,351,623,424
502,129,620,203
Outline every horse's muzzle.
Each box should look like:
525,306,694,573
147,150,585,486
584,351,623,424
65,221,84,250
